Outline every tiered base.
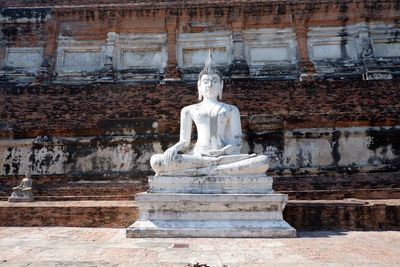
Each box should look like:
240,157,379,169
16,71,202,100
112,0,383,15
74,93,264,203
126,175,296,238
127,219,295,238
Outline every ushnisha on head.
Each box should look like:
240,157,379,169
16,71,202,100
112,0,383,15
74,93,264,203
197,51,223,101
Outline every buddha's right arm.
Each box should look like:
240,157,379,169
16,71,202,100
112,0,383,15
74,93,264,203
163,107,193,166
179,107,193,147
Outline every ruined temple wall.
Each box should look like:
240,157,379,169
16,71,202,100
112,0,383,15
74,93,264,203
1,1,400,82
0,80,399,178
0,1,400,198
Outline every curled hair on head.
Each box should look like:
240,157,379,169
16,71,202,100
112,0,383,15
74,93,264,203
197,50,223,101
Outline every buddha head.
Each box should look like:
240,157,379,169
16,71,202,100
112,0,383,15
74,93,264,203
25,169,32,179
197,51,223,101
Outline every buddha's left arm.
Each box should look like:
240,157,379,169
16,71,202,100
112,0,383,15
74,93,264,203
226,106,243,153
216,106,242,155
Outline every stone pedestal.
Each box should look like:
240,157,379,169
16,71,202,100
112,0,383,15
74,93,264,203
126,175,296,238
8,191,34,202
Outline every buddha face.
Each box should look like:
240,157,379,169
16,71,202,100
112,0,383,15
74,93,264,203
198,74,223,100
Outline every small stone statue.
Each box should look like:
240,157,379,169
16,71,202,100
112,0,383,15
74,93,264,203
8,170,34,202
150,51,268,176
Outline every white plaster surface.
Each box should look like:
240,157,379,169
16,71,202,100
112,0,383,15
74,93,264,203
5,47,43,69
312,44,342,59
116,33,167,71
282,127,399,170
0,126,398,175
122,50,162,67
284,136,333,167
128,187,295,238
149,174,273,193
363,70,393,80
177,31,233,68
128,220,295,238
308,21,400,64
183,47,227,66
242,28,298,65
308,24,363,61
370,22,400,58
63,50,101,68
372,43,400,58
249,47,289,62
0,138,152,175
56,36,103,73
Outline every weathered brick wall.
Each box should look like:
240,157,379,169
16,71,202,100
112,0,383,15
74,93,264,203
1,0,400,82
1,0,400,201
1,199,399,230
0,201,138,227
285,199,400,230
0,80,399,201
0,174,148,201
1,80,399,137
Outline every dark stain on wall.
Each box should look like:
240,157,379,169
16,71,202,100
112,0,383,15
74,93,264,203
0,8,51,21
367,128,400,155
3,147,22,175
247,130,285,165
329,130,341,167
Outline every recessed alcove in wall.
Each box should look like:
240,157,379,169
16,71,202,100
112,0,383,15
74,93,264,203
308,25,361,61
307,23,366,78
55,32,168,83
370,23,400,58
242,28,299,79
0,47,44,83
4,47,43,70
55,36,104,83
115,33,167,81
176,31,233,80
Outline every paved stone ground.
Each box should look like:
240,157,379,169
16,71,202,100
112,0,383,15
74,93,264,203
0,228,399,267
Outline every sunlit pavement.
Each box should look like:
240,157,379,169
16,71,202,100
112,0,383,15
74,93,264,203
0,227,399,267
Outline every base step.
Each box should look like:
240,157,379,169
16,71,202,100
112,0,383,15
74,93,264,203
126,219,296,238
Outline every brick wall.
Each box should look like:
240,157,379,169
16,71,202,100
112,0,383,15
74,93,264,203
0,201,138,227
1,80,399,138
1,0,400,201
1,0,400,82
0,80,399,201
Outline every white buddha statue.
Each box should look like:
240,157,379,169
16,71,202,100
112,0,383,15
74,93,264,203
9,170,34,202
151,52,268,176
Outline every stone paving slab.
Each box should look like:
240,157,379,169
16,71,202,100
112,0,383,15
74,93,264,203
0,227,399,266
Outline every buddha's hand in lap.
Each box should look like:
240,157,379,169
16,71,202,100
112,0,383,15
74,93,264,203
164,146,178,166
201,149,224,157
201,145,236,157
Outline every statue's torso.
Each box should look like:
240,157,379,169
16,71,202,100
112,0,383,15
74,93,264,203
188,102,233,155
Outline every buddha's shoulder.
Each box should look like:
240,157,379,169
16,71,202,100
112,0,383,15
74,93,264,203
222,103,240,113
181,104,200,115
